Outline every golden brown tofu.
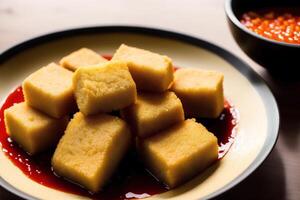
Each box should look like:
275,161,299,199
59,48,108,71
121,91,184,138
137,119,218,188
22,63,76,118
171,68,224,118
112,44,174,92
52,112,131,192
73,61,137,115
4,102,69,155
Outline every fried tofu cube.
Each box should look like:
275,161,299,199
23,63,76,118
4,102,69,155
59,48,108,71
137,119,218,188
112,44,174,92
52,112,131,192
121,91,184,138
73,61,137,115
171,68,224,118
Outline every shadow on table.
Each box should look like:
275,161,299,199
216,69,300,200
258,70,300,149
0,187,23,200
214,148,285,200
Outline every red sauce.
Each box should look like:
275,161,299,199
0,87,238,199
0,61,238,199
241,8,300,45
201,101,238,159
102,55,113,60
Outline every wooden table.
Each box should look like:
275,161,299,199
0,0,299,199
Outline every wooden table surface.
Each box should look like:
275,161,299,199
0,0,299,199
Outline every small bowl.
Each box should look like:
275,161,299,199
225,0,300,73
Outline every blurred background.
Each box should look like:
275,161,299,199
0,0,299,200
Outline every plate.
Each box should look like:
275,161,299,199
0,26,279,200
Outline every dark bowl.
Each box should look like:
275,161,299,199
225,0,300,73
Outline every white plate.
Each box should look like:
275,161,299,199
0,26,279,200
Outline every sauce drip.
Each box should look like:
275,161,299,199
0,62,238,200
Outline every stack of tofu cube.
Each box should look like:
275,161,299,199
4,44,224,192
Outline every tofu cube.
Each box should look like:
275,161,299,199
137,119,218,188
112,44,174,92
73,61,137,115
4,102,69,155
59,48,108,71
23,63,76,118
171,68,224,118
52,112,131,192
121,91,184,138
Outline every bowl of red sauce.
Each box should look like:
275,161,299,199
225,0,300,73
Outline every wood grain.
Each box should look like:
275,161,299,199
0,0,299,199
